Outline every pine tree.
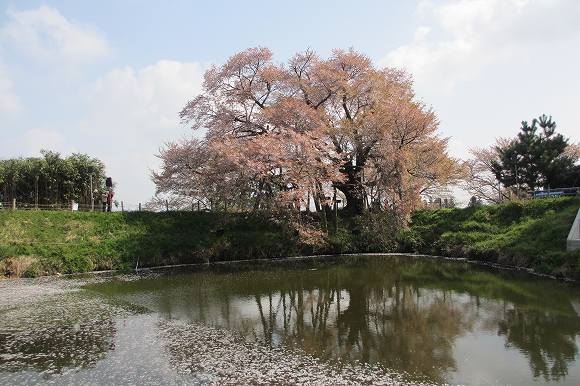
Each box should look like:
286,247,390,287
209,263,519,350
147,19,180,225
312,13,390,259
491,115,578,191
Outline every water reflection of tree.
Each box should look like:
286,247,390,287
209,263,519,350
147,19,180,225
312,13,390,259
0,294,116,375
403,261,580,383
244,262,580,383
92,257,580,383
496,307,579,381
247,272,472,382
0,319,116,374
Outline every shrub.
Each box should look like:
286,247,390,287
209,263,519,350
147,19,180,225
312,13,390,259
403,197,580,278
350,211,401,253
0,255,41,278
396,228,422,253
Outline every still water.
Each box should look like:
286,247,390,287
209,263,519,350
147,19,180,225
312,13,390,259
2,255,580,385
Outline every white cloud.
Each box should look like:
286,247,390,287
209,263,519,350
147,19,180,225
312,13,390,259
382,0,580,153
23,128,65,153
84,60,204,205
2,60,203,205
383,0,580,92
0,5,203,204
0,5,109,63
0,61,20,112
90,61,203,132
382,0,580,204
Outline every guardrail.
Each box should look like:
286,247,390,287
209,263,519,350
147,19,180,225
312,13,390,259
568,208,580,252
0,200,136,212
0,201,107,212
0,199,208,212
531,187,580,199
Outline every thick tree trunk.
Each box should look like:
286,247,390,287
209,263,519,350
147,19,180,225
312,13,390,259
336,183,366,214
334,161,366,214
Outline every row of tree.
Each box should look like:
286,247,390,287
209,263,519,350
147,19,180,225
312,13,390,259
153,47,461,218
0,151,107,206
464,115,579,203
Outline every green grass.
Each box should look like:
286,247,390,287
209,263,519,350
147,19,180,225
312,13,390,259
0,209,404,277
0,210,303,276
399,197,580,279
2,197,579,278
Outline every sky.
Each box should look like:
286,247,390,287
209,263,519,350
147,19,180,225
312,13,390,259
0,0,579,207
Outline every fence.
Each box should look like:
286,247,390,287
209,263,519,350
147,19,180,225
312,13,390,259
0,199,208,213
3,186,579,213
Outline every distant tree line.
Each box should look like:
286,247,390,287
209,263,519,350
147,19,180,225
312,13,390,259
463,114,579,203
0,150,107,205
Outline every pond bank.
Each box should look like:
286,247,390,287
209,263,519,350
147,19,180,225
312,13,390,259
1,196,579,279
400,196,580,280
5,253,577,288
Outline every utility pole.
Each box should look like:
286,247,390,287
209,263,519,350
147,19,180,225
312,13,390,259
90,175,94,212
35,175,39,210
333,187,338,234
515,154,523,198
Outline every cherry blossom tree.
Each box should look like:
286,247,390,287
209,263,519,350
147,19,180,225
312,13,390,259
155,47,460,216
461,138,520,203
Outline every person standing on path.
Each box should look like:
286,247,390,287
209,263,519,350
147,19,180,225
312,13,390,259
101,192,108,212
106,189,114,212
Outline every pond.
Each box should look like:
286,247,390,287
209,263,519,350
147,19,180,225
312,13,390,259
2,255,580,385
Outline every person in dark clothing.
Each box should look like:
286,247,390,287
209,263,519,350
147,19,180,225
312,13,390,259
106,190,114,212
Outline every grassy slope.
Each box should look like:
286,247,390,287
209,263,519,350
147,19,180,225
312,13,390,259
0,211,301,276
400,197,580,278
1,197,579,278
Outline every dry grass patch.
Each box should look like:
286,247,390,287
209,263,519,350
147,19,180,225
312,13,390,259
0,256,39,278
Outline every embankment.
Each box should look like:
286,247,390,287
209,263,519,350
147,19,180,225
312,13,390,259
0,211,305,276
1,197,579,279
400,197,580,279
